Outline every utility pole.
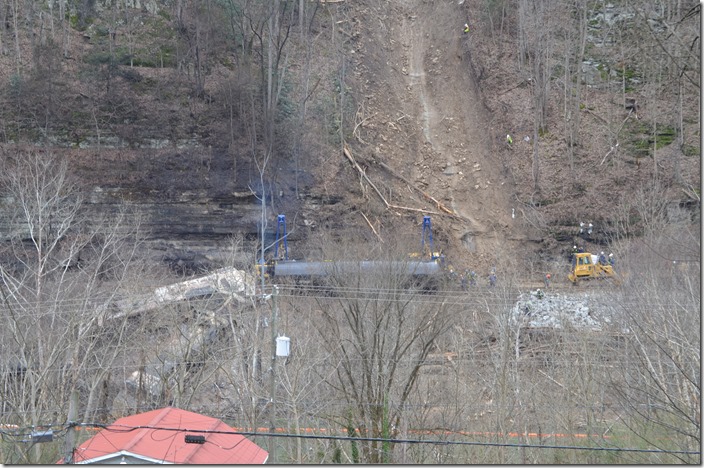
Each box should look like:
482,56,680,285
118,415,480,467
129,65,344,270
63,390,79,464
268,285,279,463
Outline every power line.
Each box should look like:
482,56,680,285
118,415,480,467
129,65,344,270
1,421,698,456
0,291,696,318
0,398,644,419
65,422,703,456
1,268,698,303
0,268,698,303
0,357,668,377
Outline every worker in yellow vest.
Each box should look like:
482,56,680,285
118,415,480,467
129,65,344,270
463,23,469,33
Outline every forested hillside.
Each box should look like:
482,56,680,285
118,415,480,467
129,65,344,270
0,0,699,464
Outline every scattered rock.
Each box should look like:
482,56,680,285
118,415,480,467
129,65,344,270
511,290,604,330
443,165,459,175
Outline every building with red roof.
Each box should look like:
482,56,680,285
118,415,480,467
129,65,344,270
60,407,268,464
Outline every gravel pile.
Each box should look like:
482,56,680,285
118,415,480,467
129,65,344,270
511,289,607,330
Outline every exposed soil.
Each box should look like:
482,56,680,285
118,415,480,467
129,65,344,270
328,0,517,275
316,0,699,279
0,1,698,280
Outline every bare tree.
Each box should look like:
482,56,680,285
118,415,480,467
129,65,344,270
307,239,456,463
274,309,333,464
1,151,82,301
606,223,699,464
518,0,554,192
563,0,588,174
174,1,223,98
0,151,149,463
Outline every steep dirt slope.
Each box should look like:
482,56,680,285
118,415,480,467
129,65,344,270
341,0,516,272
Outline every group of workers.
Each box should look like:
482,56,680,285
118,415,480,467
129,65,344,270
447,251,614,292
570,245,616,266
449,268,497,290
441,37,618,283
579,222,594,235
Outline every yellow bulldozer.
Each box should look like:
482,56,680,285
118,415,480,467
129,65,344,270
568,252,617,284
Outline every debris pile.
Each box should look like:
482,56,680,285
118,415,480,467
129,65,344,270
107,267,255,320
511,290,605,330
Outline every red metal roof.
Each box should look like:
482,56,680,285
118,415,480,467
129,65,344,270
65,407,268,464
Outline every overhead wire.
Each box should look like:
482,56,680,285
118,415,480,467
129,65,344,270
4,421,699,457
15,421,701,456
0,264,698,308
0,286,695,318
0,356,655,378
0,398,646,420
1,271,696,461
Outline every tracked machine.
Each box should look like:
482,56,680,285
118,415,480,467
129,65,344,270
568,252,618,284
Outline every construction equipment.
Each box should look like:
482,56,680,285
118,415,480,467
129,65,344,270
254,214,288,278
274,214,288,260
415,215,444,262
568,252,616,283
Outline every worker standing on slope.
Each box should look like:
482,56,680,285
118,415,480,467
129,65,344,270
463,23,469,33
488,272,497,287
506,134,513,146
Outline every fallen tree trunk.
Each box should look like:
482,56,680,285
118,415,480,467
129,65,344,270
342,143,441,216
375,160,456,216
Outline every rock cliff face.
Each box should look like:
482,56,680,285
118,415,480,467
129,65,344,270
0,140,324,274
84,185,263,272
70,144,329,272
